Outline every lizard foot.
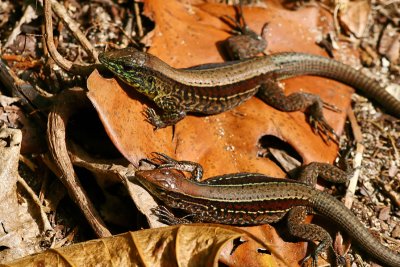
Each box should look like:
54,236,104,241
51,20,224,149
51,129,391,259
152,206,192,225
146,152,203,181
139,152,175,168
300,243,344,267
309,115,339,143
143,107,167,129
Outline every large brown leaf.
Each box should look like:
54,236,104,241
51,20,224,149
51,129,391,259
88,0,354,175
87,0,356,265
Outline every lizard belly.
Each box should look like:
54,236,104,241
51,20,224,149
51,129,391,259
187,87,259,114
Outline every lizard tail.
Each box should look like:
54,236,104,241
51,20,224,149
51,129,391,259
311,190,400,267
271,52,400,118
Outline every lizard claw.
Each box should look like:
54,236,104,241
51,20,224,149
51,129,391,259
309,115,339,143
143,107,166,129
322,101,341,113
152,206,192,225
300,242,338,267
150,152,179,166
148,152,204,181
299,252,318,267
139,152,176,168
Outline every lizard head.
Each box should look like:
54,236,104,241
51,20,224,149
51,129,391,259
99,48,160,97
134,168,191,201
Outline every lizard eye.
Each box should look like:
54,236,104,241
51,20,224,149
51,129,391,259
122,64,135,71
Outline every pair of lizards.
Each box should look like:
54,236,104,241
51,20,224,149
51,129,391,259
98,6,400,266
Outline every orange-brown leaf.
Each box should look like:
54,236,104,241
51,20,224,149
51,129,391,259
88,0,357,265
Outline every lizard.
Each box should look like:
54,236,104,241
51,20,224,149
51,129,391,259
99,47,400,139
133,153,400,267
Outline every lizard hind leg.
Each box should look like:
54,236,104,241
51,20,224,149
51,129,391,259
256,80,340,141
294,162,353,186
287,206,343,266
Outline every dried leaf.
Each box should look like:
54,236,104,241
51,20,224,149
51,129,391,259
0,95,19,107
4,225,279,267
0,128,42,263
339,0,371,38
378,24,400,64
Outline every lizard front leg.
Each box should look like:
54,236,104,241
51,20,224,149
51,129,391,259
144,95,187,129
140,152,204,181
294,162,352,186
287,206,343,267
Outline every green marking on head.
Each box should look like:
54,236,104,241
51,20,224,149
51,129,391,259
99,49,159,99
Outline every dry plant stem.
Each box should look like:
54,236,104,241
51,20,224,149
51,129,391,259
53,226,78,249
337,108,364,255
41,153,63,180
19,154,38,171
39,169,49,203
68,141,166,228
43,0,95,76
333,4,341,37
344,107,364,209
120,16,133,47
0,60,47,128
3,5,38,49
17,175,53,233
40,153,68,211
50,0,99,61
375,178,400,208
118,25,138,48
68,141,129,175
388,132,399,163
134,1,144,38
382,234,400,246
370,122,399,162
47,88,111,237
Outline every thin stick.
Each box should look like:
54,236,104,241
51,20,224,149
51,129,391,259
344,107,364,209
47,88,111,237
50,0,99,61
134,1,144,38
43,0,95,75
17,175,53,233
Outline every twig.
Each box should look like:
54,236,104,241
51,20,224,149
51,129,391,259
134,1,144,38
53,226,78,248
387,133,400,163
344,107,364,209
67,141,166,228
39,168,49,204
0,59,49,128
336,107,364,257
3,5,38,50
382,0,400,6
19,154,38,171
46,88,111,237
370,121,400,163
374,178,400,208
120,15,133,47
43,0,96,75
333,3,342,37
17,175,53,233
40,153,68,211
50,0,99,61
